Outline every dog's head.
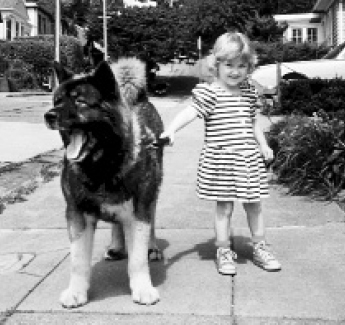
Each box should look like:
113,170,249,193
45,61,128,163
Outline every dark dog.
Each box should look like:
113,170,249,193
44,58,164,308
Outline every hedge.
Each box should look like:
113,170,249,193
278,78,345,116
0,35,85,89
254,42,330,66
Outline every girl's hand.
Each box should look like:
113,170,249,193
160,130,175,146
260,144,274,162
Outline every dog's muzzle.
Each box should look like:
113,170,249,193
44,110,59,129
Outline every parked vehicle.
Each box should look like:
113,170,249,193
251,42,345,88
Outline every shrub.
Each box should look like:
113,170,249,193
254,42,330,66
0,35,84,89
279,78,345,116
267,112,345,201
4,59,39,90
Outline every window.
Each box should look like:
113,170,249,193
6,19,12,40
16,22,20,37
292,28,302,43
307,28,318,43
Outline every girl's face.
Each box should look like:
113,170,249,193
217,56,249,89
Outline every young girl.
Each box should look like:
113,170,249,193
161,32,281,275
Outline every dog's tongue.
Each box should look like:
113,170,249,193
66,130,86,160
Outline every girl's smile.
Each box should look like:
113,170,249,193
217,57,249,90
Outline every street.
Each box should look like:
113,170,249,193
0,94,52,124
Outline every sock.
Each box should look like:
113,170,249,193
215,240,231,248
252,236,265,245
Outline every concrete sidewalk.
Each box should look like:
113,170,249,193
0,96,345,324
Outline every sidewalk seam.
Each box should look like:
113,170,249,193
2,252,70,324
231,276,236,325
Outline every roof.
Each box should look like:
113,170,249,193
26,0,54,16
313,0,335,12
0,0,18,8
274,13,322,23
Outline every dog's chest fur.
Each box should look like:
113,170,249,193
62,105,162,222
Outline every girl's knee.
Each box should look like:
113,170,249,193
216,201,234,216
243,201,262,215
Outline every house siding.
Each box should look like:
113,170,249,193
332,1,338,44
339,0,345,43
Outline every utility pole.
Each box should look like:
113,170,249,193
52,0,61,90
103,0,108,60
55,0,60,63
197,36,202,81
276,61,282,109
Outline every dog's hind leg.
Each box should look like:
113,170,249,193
123,206,160,305
104,223,127,261
148,199,163,262
60,213,96,308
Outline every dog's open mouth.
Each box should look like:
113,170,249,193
66,130,88,161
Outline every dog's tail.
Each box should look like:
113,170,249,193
110,58,147,105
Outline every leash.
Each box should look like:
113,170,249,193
145,136,170,149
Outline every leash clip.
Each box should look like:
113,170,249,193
150,137,170,149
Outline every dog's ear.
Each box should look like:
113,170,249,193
52,61,74,83
91,61,120,101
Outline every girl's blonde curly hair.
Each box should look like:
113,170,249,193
207,32,257,77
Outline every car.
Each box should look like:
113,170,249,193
251,42,345,89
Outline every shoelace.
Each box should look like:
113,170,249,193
219,249,237,262
254,242,274,261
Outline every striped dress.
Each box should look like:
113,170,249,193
191,81,269,202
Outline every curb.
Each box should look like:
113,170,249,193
0,149,63,214
2,92,52,98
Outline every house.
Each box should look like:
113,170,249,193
313,0,345,45
123,0,157,8
0,0,31,40
274,0,345,46
0,0,68,40
25,0,68,36
274,13,324,45
25,0,54,36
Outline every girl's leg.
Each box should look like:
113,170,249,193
215,201,234,246
214,201,236,275
242,201,265,244
243,201,281,271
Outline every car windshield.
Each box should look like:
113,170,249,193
322,42,345,59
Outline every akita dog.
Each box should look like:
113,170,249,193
44,58,164,308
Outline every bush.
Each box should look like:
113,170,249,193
254,42,330,66
4,59,39,90
279,78,345,116
267,112,345,201
0,35,85,89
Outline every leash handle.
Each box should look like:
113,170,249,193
152,137,170,148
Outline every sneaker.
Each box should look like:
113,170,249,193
216,247,237,275
252,241,281,271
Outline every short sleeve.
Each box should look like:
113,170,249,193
190,84,217,119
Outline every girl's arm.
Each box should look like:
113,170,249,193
161,106,199,144
253,118,274,161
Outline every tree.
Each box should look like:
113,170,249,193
178,0,285,55
61,0,91,26
87,5,182,63
85,0,286,63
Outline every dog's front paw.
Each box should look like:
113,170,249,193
131,278,160,305
60,288,88,308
